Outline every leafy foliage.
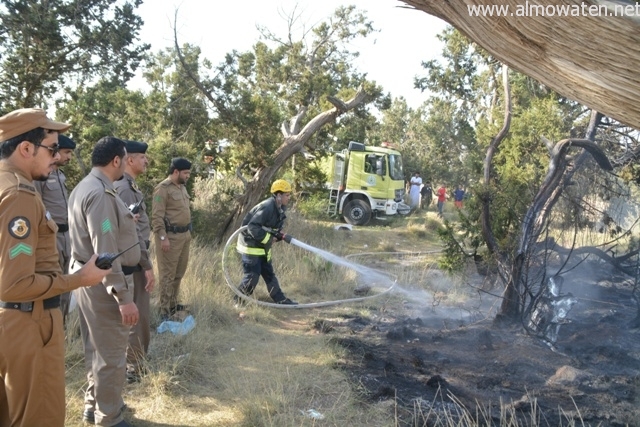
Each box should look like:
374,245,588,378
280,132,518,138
0,0,148,112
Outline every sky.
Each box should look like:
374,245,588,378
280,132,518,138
133,0,449,108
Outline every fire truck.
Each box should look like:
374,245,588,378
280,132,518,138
325,141,410,225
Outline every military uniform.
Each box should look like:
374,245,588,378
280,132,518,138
69,168,140,426
34,168,72,316
114,171,152,377
0,163,83,427
152,176,191,317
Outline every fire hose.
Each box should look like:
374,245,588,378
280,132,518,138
222,225,397,309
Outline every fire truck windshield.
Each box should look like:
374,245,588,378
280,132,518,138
388,154,404,181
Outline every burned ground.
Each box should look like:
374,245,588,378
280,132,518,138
315,269,640,426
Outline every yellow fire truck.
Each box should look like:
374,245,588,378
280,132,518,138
325,141,410,225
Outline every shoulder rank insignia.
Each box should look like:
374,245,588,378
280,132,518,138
18,183,35,193
129,179,141,193
105,188,118,197
8,216,30,239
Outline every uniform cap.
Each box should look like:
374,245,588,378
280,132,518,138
125,140,148,154
0,108,71,143
58,134,76,149
171,157,192,171
270,179,292,194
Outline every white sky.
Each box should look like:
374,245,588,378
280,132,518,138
133,0,448,108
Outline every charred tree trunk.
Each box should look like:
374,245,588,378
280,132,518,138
498,134,613,319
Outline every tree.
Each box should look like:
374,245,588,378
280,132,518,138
416,28,640,326
171,6,381,240
0,0,149,112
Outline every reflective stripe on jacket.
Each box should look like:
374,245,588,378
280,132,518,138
237,196,286,260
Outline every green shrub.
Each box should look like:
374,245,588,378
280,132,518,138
294,191,331,220
191,176,243,242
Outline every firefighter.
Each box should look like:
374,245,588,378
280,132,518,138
236,179,297,305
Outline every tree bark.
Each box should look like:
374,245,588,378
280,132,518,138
399,0,640,129
481,65,510,256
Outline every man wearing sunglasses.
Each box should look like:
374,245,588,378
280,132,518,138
34,134,77,324
0,108,110,427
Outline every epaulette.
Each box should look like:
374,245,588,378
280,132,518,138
18,182,36,193
14,173,36,194
128,178,141,193
105,188,118,197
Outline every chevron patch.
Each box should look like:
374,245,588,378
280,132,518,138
101,218,112,234
9,243,33,259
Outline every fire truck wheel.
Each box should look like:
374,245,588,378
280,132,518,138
343,199,371,226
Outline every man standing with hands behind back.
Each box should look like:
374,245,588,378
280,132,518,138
114,140,155,384
69,136,141,427
0,108,110,427
152,157,192,321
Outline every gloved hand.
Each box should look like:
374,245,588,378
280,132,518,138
274,230,292,244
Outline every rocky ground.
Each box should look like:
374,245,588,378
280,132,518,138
315,267,640,426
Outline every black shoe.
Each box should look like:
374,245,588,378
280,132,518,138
126,365,147,384
83,404,128,424
82,409,94,424
277,298,298,305
127,370,141,384
170,304,189,314
176,304,188,311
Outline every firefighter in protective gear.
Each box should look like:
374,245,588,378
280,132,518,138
236,179,297,304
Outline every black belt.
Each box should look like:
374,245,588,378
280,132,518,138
122,265,142,275
0,296,60,311
145,240,150,249
56,223,69,233
166,223,192,233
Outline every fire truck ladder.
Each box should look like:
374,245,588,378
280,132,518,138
327,157,345,216
327,188,340,216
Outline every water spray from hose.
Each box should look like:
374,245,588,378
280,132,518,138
222,226,396,309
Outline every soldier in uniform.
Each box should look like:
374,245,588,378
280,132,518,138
152,157,192,320
0,108,110,427
33,134,76,322
69,136,141,427
113,140,155,384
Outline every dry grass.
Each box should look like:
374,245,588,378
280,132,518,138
63,212,584,426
